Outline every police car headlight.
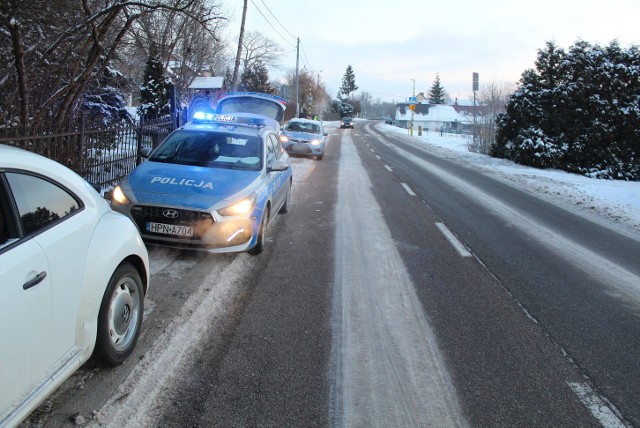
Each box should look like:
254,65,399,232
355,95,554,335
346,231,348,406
112,185,130,205
279,135,289,143
218,195,256,216
310,139,321,146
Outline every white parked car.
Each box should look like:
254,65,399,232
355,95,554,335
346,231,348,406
0,144,150,427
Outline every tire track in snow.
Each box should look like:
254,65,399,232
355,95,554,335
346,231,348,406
330,133,467,427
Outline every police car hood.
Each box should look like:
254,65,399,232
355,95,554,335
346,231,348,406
124,160,261,210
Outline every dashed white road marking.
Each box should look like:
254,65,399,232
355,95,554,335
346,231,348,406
435,222,472,257
375,155,381,160
401,183,416,196
568,382,626,428
384,165,393,172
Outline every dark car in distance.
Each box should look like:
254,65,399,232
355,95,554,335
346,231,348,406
340,117,354,129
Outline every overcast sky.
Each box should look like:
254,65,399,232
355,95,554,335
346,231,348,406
227,0,640,103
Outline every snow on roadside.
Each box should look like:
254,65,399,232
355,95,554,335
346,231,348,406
91,254,252,427
375,122,640,235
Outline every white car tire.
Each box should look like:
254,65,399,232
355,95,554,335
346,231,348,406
94,263,144,366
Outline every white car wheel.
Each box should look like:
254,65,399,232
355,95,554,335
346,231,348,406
95,263,144,366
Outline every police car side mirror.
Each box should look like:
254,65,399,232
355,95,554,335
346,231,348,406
140,147,153,158
268,159,289,172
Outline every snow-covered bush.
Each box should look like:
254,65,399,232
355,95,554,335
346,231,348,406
493,40,640,181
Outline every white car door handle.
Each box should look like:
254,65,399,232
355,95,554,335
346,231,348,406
23,271,47,290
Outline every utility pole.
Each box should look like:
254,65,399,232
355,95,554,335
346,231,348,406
473,72,479,145
410,79,415,136
295,38,300,118
231,0,248,91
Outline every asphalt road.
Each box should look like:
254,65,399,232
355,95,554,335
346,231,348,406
359,123,640,427
23,121,640,427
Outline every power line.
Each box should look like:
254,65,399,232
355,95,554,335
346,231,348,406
300,44,312,70
258,0,296,40
249,0,296,48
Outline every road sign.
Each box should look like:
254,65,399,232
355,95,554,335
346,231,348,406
409,104,415,111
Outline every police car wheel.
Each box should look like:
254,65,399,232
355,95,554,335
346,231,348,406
280,183,291,214
249,208,269,255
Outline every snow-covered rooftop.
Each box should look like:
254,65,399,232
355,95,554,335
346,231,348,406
396,104,471,122
188,76,224,90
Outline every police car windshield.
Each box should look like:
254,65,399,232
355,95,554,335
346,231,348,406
149,130,262,171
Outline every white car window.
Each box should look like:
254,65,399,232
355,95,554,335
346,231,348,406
6,173,81,236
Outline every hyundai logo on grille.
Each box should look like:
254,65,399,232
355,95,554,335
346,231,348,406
163,209,179,219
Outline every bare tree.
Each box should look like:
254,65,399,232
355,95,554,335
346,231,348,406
123,0,229,104
359,91,372,117
284,68,328,119
241,31,284,72
0,0,224,128
472,80,517,154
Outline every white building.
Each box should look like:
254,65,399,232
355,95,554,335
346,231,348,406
394,102,477,134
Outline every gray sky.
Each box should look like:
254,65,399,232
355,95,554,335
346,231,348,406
228,0,640,103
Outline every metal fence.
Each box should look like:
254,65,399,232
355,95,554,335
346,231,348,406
0,115,176,190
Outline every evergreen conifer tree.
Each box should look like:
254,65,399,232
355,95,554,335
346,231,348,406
239,61,274,94
428,74,446,104
83,64,130,126
494,40,640,180
339,65,358,99
139,44,170,118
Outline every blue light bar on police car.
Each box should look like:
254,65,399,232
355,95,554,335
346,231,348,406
191,112,267,127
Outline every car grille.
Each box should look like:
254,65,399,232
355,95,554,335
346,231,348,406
130,205,214,240
286,145,312,154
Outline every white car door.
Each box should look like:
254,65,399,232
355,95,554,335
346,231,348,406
0,196,53,418
4,172,87,363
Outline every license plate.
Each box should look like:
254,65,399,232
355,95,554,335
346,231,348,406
147,222,193,237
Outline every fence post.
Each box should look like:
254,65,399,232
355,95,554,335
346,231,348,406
136,115,144,166
79,113,85,176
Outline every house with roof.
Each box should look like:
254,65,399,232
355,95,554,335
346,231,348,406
394,102,475,134
186,76,225,121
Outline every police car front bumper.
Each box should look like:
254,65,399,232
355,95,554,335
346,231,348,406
140,218,255,252
114,203,258,253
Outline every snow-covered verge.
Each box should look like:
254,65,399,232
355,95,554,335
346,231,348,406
374,122,640,236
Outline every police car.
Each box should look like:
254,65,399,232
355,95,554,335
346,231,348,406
111,113,292,255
